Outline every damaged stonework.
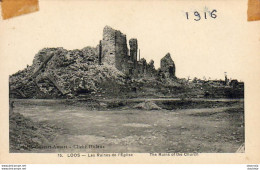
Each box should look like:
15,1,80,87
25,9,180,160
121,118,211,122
160,53,176,78
9,45,126,99
9,26,180,99
9,26,244,99
99,26,175,78
129,38,138,68
101,26,129,71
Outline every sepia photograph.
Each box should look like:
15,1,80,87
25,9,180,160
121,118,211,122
1,0,259,164
9,22,244,154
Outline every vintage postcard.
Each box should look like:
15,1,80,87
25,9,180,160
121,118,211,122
0,0,259,164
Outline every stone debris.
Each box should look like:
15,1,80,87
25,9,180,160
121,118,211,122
134,101,162,110
99,26,170,78
160,53,176,78
9,25,243,99
9,46,126,99
9,26,180,99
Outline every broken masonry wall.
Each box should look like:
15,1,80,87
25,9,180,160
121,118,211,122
98,41,102,65
146,60,157,76
133,58,148,77
160,53,176,78
129,38,138,68
101,26,116,66
115,30,128,71
101,26,129,72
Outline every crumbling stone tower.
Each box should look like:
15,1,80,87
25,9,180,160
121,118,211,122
99,26,175,79
160,53,176,78
101,26,128,71
129,38,138,67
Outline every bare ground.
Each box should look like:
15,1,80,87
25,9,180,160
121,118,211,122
10,99,244,153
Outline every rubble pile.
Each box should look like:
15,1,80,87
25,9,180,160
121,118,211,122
134,101,162,110
9,26,187,99
9,26,244,99
9,47,126,99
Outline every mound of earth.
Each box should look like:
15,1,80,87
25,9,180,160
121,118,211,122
9,110,62,152
134,101,162,110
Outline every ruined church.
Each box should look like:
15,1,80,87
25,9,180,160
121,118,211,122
9,26,178,99
98,26,176,78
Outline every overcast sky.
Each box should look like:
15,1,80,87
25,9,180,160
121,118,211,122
0,0,259,81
